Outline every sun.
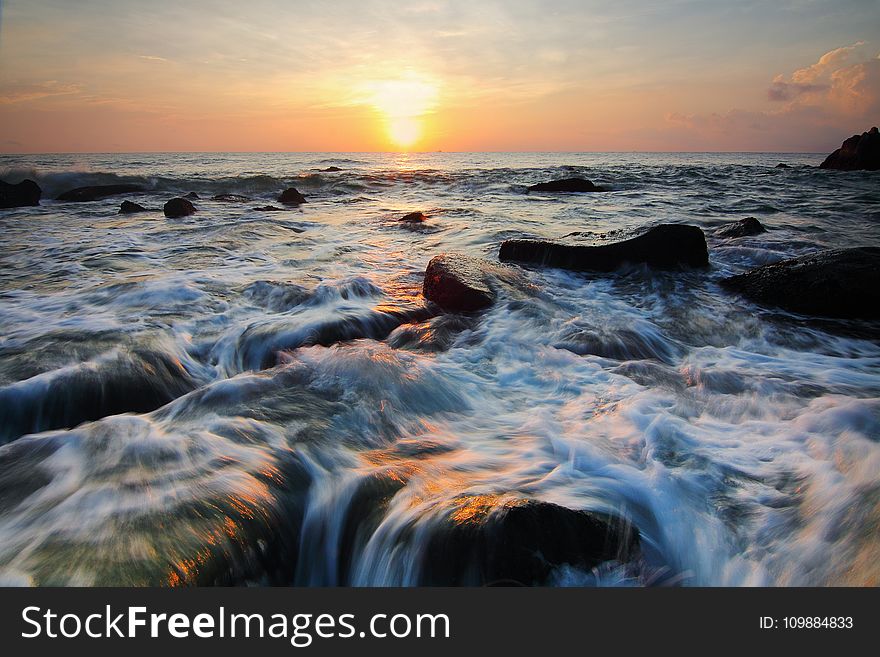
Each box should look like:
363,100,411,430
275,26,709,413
364,74,438,149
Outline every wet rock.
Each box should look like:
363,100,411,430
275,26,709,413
419,498,640,586
322,166,342,172
499,224,709,272
399,211,427,223
163,197,196,218
423,253,527,312
56,184,145,202
118,200,149,214
387,314,476,352
720,247,880,319
0,179,41,208
252,205,285,212
775,163,790,168
819,127,880,171
184,191,200,200
278,187,307,205
715,217,767,238
527,177,608,193
212,193,251,202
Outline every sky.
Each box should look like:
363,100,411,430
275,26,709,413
0,0,878,152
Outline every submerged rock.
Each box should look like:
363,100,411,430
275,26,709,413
423,253,527,312
184,191,200,200
499,224,709,272
775,163,790,168
212,193,251,202
163,197,196,218
118,200,149,214
56,184,145,202
419,497,640,586
0,179,41,208
278,187,307,205
715,217,767,238
527,177,608,193
720,247,880,319
399,211,427,223
252,205,285,212
819,127,880,171
322,166,342,172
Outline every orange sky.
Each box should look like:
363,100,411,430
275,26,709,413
1,1,878,152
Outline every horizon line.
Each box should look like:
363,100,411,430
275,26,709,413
0,150,829,156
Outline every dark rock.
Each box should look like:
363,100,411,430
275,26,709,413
278,187,307,205
819,127,880,171
322,166,342,172
400,211,427,223
775,163,790,168
0,179,41,208
252,205,285,212
184,192,200,200
419,498,640,586
720,247,880,319
715,217,767,238
527,177,608,193
56,184,145,202
423,253,527,312
163,197,196,218
499,224,709,272
212,194,251,202
118,200,149,214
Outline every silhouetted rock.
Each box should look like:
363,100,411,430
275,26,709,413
400,211,427,223
423,253,527,312
56,184,144,202
278,187,307,205
0,179,41,208
163,197,196,218
527,177,608,193
499,224,709,272
322,166,342,172
715,217,767,238
720,247,880,319
419,498,640,586
252,205,285,212
819,127,880,171
118,200,148,214
212,194,251,202
184,192,200,200
775,163,790,168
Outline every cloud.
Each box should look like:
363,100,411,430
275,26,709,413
0,80,81,105
767,75,826,102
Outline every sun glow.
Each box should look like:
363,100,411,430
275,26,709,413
364,75,438,150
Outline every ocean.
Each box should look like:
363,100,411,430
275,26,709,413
0,151,878,586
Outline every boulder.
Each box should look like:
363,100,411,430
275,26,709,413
720,247,880,319
423,253,526,312
419,498,640,586
499,224,709,272
819,127,880,171
715,217,767,238
0,179,41,208
212,194,251,202
163,197,196,218
278,187,307,205
56,184,145,202
118,200,148,214
400,211,427,223
527,177,608,193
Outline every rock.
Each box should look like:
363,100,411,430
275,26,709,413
423,253,527,312
118,200,148,214
527,177,608,193
184,192,200,200
499,224,709,272
56,184,145,202
278,187,307,205
321,166,342,172
252,205,285,212
715,217,767,238
819,127,880,171
212,194,251,202
775,163,790,168
720,247,880,319
163,197,196,218
419,498,640,586
0,179,41,208
400,211,427,223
